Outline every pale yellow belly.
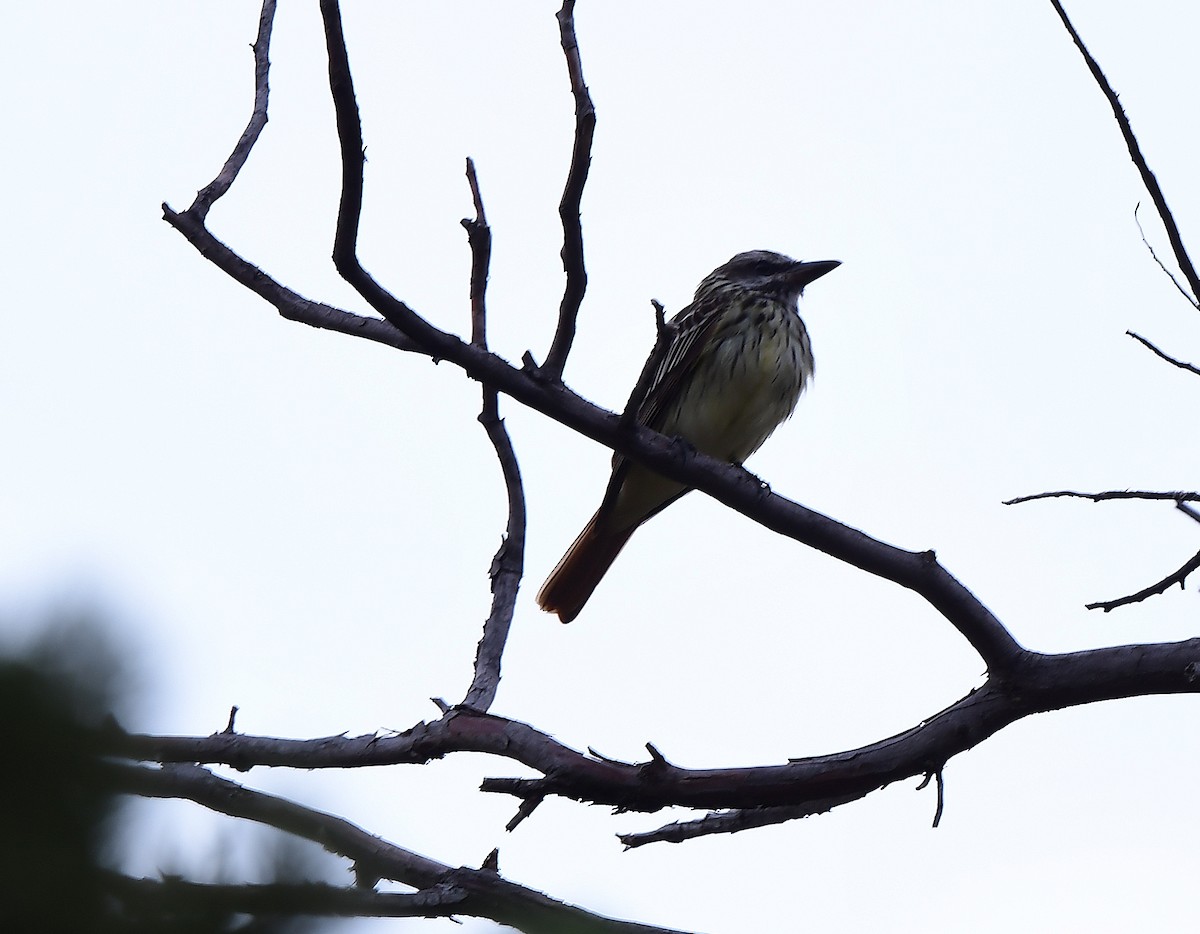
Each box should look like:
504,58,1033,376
610,305,811,529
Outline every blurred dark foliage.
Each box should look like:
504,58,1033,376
0,611,336,933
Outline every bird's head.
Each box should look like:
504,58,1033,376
698,250,841,304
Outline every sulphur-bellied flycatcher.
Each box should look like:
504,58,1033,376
537,250,839,622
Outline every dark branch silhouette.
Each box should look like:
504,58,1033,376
1005,2,1200,612
1087,548,1200,612
107,762,688,934
539,0,595,381
460,158,526,711
1050,0,1200,305
121,0,1200,924
1127,330,1200,376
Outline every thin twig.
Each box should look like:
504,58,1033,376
539,0,596,381
1127,330,1200,376
1086,545,1200,612
1005,489,1200,506
1134,204,1199,308
1178,502,1200,525
102,871,467,920
188,0,277,220
459,164,526,712
619,794,863,848
319,1,456,357
463,157,491,349
1050,0,1200,305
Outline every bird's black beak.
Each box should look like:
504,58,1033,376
785,259,841,290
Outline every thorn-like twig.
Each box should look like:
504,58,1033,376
462,157,491,349
224,706,239,734
504,795,544,832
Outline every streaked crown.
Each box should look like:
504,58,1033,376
697,250,840,304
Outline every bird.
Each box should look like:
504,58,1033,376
537,249,839,622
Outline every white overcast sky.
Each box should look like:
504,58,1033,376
4,2,1200,932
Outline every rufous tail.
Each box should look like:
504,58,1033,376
537,511,636,623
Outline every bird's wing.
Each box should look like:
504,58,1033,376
596,294,727,523
634,295,726,432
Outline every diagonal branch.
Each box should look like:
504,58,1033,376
1134,204,1199,308
166,0,1022,674
189,0,277,220
1086,545,1200,612
1050,0,1200,305
106,762,691,934
1127,330,1200,376
539,0,596,381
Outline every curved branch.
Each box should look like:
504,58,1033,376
459,158,526,711
1127,330,1200,376
1087,546,1200,612
109,638,1200,818
319,0,461,358
189,0,276,220
540,0,596,381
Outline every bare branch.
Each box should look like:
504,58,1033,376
1127,330,1200,376
932,769,945,828
1050,0,1200,305
188,0,276,220
1005,489,1200,610
458,158,525,712
110,639,1200,819
102,871,468,920
539,0,596,381
619,794,862,849
107,762,690,934
1135,204,1200,309
1086,545,1200,612
319,1,460,358
463,157,492,349
160,3,1023,676
1005,489,1200,506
